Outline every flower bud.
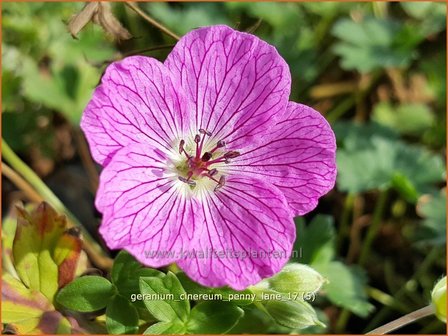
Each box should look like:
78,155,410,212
263,299,325,329
431,276,446,323
267,263,326,295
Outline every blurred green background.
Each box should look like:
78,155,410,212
2,2,446,334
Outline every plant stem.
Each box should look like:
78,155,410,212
359,189,389,266
125,2,180,41
366,305,434,335
2,139,113,270
365,247,440,332
337,193,354,251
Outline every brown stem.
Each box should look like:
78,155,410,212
2,163,43,202
125,2,180,41
366,305,434,335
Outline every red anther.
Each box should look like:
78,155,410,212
201,152,212,162
179,139,185,154
224,151,240,159
194,134,201,143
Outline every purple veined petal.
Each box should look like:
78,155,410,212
177,176,295,290
165,25,291,151
81,56,192,166
95,143,202,267
228,102,337,216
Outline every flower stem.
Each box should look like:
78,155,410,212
359,189,389,266
125,2,180,41
366,305,434,335
2,139,113,270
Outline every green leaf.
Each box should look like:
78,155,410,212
56,276,115,312
146,2,229,35
414,190,447,246
2,273,73,334
263,299,324,329
186,301,244,334
372,102,435,135
227,306,271,334
337,135,445,198
177,272,255,306
401,2,446,36
314,262,374,317
12,203,82,302
332,17,421,73
106,295,139,335
144,321,187,335
112,250,163,296
294,215,335,265
139,272,190,323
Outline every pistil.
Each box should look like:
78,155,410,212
177,130,238,191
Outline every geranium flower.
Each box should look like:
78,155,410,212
81,25,336,290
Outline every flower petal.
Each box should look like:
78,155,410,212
95,143,200,267
177,176,295,290
81,56,191,166
229,102,337,216
165,25,291,150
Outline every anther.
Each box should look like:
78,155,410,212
199,128,212,136
208,168,218,177
214,175,226,192
194,134,201,143
224,151,240,159
178,139,185,154
217,140,226,148
178,176,196,187
201,152,212,162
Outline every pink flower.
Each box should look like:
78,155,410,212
81,25,336,290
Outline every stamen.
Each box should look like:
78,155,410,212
201,152,212,162
199,128,212,136
179,139,185,154
208,168,218,177
178,176,196,187
210,140,226,153
224,151,240,159
214,175,226,192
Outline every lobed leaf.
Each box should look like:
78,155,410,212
56,275,115,312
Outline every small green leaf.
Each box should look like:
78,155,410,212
414,190,447,246
227,306,271,334
143,321,187,335
2,273,73,334
337,134,445,198
56,276,115,312
372,102,435,135
314,262,374,317
263,299,324,329
12,203,82,303
186,301,244,334
139,272,190,323
112,250,163,296
177,272,255,306
106,295,139,335
294,215,335,265
332,17,421,73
